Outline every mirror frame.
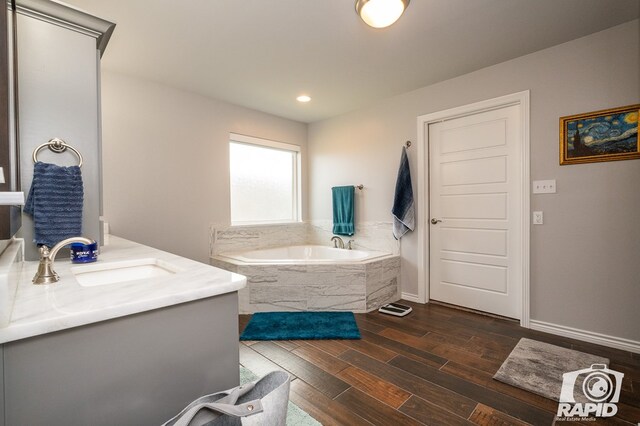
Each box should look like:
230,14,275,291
0,0,22,239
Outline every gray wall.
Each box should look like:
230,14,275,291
100,71,308,263
16,14,101,260
308,20,640,341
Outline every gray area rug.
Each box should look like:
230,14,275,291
240,366,321,426
493,338,609,402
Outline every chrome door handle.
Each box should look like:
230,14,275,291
430,218,442,225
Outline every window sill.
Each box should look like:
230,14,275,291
229,221,304,228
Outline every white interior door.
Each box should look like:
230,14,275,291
428,105,522,319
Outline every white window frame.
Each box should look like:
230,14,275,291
229,133,302,226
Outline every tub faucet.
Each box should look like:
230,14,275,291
33,236,95,285
330,236,345,249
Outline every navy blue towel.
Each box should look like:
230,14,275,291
391,146,415,239
24,162,84,247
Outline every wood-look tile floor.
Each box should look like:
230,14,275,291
239,301,640,425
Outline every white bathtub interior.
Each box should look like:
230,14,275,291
218,245,389,263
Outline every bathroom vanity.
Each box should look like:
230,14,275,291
0,1,247,424
0,236,246,426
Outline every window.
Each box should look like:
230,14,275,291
229,133,301,225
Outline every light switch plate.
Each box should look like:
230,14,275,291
533,211,543,225
533,180,556,194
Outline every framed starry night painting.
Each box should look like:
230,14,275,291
560,104,639,165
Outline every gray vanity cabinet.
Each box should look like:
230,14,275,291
1,292,240,426
14,0,115,260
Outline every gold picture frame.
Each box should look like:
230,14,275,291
559,104,639,165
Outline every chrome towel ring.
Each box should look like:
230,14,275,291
32,138,83,168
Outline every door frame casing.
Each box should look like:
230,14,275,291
416,91,531,327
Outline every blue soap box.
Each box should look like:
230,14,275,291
70,242,99,263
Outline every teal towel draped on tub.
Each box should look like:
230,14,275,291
332,185,354,236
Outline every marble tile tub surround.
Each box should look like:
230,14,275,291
210,222,309,256
0,236,246,344
211,255,400,314
307,220,399,254
209,221,399,256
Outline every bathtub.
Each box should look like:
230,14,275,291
218,245,389,264
211,245,400,313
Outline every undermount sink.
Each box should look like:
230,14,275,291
71,258,183,287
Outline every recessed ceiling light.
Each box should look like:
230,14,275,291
296,95,311,103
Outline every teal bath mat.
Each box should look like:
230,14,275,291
240,311,361,340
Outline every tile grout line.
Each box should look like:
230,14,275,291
467,402,480,420
331,385,352,401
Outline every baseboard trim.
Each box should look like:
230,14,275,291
401,292,422,303
529,320,640,354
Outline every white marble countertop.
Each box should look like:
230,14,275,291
0,236,246,344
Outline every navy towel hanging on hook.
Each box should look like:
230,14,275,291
391,146,414,239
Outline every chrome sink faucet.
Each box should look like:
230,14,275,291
347,240,355,250
33,236,95,285
330,236,345,249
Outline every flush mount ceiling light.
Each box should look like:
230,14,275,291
355,0,410,28
296,95,311,103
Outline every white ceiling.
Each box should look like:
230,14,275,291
65,0,639,123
